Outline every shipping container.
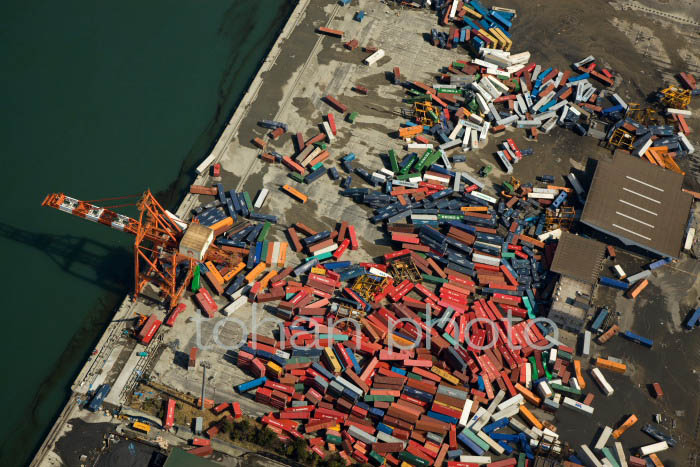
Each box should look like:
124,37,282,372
132,421,151,433
317,27,344,38
590,307,609,332
613,264,626,279
591,367,614,396
621,330,653,348
188,347,198,369
165,303,186,327
195,289,218,317
137,314,162,345
598,324,619,344
87,384,111,412
639,441,668,456
164,398,176,429
364,49,385,66
686,306,700,329
282,184,308,203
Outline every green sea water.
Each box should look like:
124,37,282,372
0,0,293,464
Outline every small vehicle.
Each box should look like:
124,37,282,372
479,165,493,177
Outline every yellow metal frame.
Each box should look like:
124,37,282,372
389,258,422,283
659,86,691,109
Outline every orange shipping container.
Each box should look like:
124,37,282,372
519,405,544,430
222,262,246,282
573,359,586,389
598,324,619,344
282,185,308,203
612,414,638,439
317,27,343,38
398,126,423,138
205,261,225,285
245,262,267,283
209,216,233,237
596,357,627,374
626,279,648,299
190,185,218,196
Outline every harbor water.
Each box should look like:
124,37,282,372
0,0,293,464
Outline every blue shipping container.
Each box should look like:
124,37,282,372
686,307,700,329
621,330,653,348
599,276,629,290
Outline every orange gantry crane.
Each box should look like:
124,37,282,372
42,190,240,309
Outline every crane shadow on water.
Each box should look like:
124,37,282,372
0,221,133,295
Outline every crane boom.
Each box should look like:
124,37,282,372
42,190,243,309
42,193,139,234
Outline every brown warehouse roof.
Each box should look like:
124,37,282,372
550,232,607,284
580,155,693,258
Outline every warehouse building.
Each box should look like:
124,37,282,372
548,232,607,332
580,155,693,258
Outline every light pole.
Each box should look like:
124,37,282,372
200,361,211,410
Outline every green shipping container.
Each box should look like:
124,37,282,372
289,173,304,183
257,222,271,242
191,264,201,292
388,149,399,173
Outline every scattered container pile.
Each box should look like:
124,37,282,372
171,2,699,466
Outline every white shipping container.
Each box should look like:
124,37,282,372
537,381,553,399
533,187,559,194
411,214,438,222
538,228,562,241
466,407,488,429
379,167,395,178
477,431,505,455
473,253,501,267
528,192,556,199
363,49,385,65
254,188,269,209
639,441,668,456
591,368,614,396
614,442,629,467
424,173,450,184
165,210,188,231
491,404,519,421
666,107,691,116
313,243,338,256
685,227,695,250
458,398,474,427
594,426,613,451
449,122,463,141
579,444,604,467
678,132,695,154
583,331,591,356
471,191,497,204
471,129,480,150
562,396,594,415
322,121,335,142
460,456,492,465
613,264,627,279
222,295,247,316
195,152,216,175
407,143,434,150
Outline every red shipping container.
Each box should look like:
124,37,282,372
187,445,213,457
164,398,176,429
195,289,218,317
232,402,242,418
165,302,186,327
192,437,210,446
327,113,337,135
137,314,162,345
